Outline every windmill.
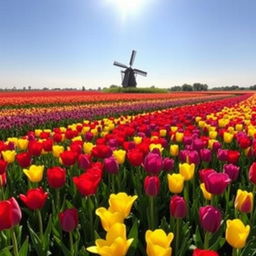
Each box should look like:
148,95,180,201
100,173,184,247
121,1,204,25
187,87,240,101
113,50,147,88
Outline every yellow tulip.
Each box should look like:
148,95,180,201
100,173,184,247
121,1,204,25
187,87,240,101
108,192,138,219
170,144,179,157
167,174,184,194
95,207,124,231
35,129,42,137
17,139,29,150
145,229,174,256
87,223,133,256
2,150,16,163
226,219,250,249
235,189,253,213
81,126,90,134
175,132,184,142
170,126,178,132
209,131,217,139
72,136,83,142
179,163,195,181
83,142,95,154
159,129,167,137
200,183,212,200
149,144,163,153
23,165,44,183
113,149,126,164
133,136,142,144
7,137,18,146
52,145,64,158
223,132,234,143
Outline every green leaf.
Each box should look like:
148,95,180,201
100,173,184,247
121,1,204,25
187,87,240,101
53,235,71,256
19,237,29,256
127,218,139,255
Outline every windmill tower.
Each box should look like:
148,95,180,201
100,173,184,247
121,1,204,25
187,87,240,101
113,50,147,88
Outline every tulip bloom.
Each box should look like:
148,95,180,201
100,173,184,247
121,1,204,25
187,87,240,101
95,207,124,231
143,152,162,175
0,173,7,187
226,219,250,249
249,162,256,184
170,195,187,219
199,206,222,233
73,171,101,196
200,183,212,200
28,141,43,156
170,144,179,157
179,163,195,181
52,145,64,158
200,149,211,162
227,150,240,164
47,166,66,188
144,176,160,197
59,208,78,232
0,197,22,231
104,156,119,174
78,154,90,170
204,172,230,195
16,152,31,168
192,249,219,256
127,149,144,166
87,223,133,256
0,160,7,175
167,173,184,194
223,164,240,182
2,150,16,163
108,192,137,219
83,142,95,154
60,151,77,166
162,158,174,172
234,189,253,213
17,138,29,150
23,165,44,183
20,187,48,210
113,149,126,164
145,229,174,256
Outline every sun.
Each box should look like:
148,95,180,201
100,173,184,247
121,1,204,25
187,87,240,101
107,0,144,17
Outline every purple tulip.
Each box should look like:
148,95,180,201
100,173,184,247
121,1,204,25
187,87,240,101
199,206,222,233
170,196,187,219
144,176,160,197
162,158,174,172
204,172,231,195
200,149,212,162
143,152,162,175
188,150,200,165
103,156,119,174
217,149,228,161
78,154,90,170
223,163,240,182
192,138,204,150
212,141,221,152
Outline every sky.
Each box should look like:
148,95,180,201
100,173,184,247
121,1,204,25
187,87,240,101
0,0,256,89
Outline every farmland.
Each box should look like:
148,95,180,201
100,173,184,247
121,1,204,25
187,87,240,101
0,91,256,256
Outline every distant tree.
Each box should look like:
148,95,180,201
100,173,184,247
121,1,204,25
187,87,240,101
23,86,26,91
97,87,101,91
193,83,208,91
250,85,256,90
170,86,182,91
82,86,85,91
182,84,193,91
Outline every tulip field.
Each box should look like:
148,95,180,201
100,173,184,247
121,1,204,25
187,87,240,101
1,91,256,256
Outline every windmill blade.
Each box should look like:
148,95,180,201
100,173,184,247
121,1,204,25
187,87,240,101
113,61,128,69
133,68,147,77
129,50,137,66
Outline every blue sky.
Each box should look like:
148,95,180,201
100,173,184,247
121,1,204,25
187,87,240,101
0,0,256,89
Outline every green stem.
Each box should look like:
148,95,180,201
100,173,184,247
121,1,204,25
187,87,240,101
0,185,5,200
56,188,60,212
184,182,189,205
69,232,74,256
204,231,210,249
175,219,181,254
232,248,239,256
149,196,155,229
87,196,94,241
11,227,19,256
37,210,44,241
111,174,115,193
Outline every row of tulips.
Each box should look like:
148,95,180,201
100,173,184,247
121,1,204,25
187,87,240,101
0,93,231,139
0,93,255,255
0,91,207,108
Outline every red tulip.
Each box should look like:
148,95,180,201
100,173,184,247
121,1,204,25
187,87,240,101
19,187,48,210
227,150,240,164
199,169,216,183
0,159,7,174
249,162,256,184
92,145,112,158
73,171,101,196
16,152,31,168
0,197,22,231
199,206,222,233
28,141,43,156
59,208,78,232
144,176,160,197
42,139,53,152
47,167,66,188
170,195,187,219
127,149,144,166
60,151,77,166
193,248,219,256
